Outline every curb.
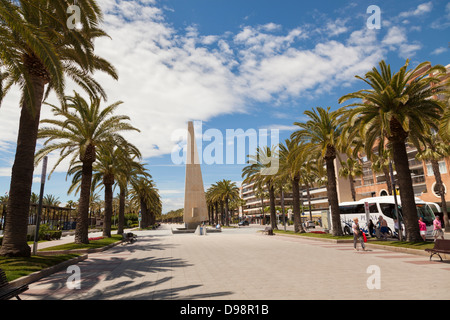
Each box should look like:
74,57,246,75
364,242,449,260
8,254,88,288
6,239,127,289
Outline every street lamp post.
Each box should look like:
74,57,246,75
33,156,48,256
389,161,403,241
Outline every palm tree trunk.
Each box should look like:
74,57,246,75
140,198,149,228
431,159,449,231
268,183,277,230
260,196,265,225
214,202,219,225
102,182,114,237
0,75,46,257
225,197,230,226
349,174,356,201
305,182,313,220
391,138,421,241
75,161,94,244
118,187,126,235
292,176,305,233
220,201,224,225
383,166,393,195
148,209,155,226
325,151,342,236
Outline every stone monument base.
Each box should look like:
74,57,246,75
171,224,221,234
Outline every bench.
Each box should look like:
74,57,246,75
263,227,273,236
0,268,29,300
122,232,137,244
425,239,450,261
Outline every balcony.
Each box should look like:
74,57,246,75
411,174,425,185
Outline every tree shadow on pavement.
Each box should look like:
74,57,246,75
83,276,234,300
22,252,234,300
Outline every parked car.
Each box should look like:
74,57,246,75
238,220,249,226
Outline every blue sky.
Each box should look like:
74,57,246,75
0,0,449,213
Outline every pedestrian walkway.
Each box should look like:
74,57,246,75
20,224,450,300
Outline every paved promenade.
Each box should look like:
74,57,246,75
20,224,450,300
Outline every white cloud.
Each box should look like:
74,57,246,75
381,26,421,59
431,47,448,55
325,18,349,37
259,124,298,132
399,2,433,18
382,26,407,46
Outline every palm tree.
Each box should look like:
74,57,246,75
0,0,118,257
370,149,394,196
207,183,224,225
206,184,218,225
114,156,146,235
242,145,279,230
129,177,161,229
213,180,240,226
439,94,450,142
43,194,61,207
414,132,450,231
205,188,215,225
338,157,363,201
30,192,39,204
339,60,448,241
278,139,306,233
292,107,344,236
35,93,139,244
92,143,141,237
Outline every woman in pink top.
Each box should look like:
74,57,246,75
432,216,444,241
418,217,427,241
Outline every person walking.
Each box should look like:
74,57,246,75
418,217,427,241
352,217,366,251
432,215,445,241
368,219,375,238
378,216,388,240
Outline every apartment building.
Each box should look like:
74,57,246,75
355,63,450,206
354,145,450,207
239,159,354,222
239,181,294,223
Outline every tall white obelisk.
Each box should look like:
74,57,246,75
183,121,208,229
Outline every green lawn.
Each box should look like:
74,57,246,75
273,229,436,250
0,235,123,282
39,234,123,251
368,240,435,250
0,254,80,282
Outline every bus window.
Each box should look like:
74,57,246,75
369,203,378,213
379,203,396,219
339,204,365,215
416,204,435,226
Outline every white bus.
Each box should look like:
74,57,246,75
336,196,435,239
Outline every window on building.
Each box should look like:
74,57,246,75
426,161,448,176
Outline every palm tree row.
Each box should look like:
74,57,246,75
242,60,449,241
206,179,241,227
35,92,161,242
0,1,159,256
339,60,449,240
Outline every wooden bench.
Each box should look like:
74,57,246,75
122,232,137,244
425,239,450,261
0,268,29,300
263,227,273,236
